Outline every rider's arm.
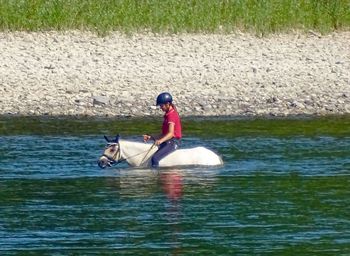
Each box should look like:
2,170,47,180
143,134,161,142
155,123,174,145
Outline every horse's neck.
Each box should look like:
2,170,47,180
120,140,148,157
119,139,155,166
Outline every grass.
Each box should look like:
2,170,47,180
0,0,349,35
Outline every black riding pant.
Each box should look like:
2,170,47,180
151,139,180,167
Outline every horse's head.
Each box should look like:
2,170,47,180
97,135,121,169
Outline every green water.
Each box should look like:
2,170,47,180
1,116,350,136
0,116,349,255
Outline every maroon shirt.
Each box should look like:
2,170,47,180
162,108,182,139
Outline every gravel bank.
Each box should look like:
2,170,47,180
1,31,349,117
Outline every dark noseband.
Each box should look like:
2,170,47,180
102,143,126,166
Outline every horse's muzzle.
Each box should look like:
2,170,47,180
97,156,110,169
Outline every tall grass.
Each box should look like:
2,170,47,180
0,0,349,35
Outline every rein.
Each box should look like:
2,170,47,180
139,142,156,166
104,142,156,166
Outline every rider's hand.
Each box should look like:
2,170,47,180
143,134,151,142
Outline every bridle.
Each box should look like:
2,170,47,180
102,141,156,167
101,143,123,167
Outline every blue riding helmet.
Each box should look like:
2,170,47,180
156,92,173,106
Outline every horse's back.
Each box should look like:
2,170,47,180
160,146,223,167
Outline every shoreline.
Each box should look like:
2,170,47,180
1,31,349,117
1,113,350,121
1,115,349,137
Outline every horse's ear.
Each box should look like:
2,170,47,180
104,135,110,142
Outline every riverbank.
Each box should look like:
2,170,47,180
1,31,349,117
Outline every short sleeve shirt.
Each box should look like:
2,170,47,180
162,109,182,139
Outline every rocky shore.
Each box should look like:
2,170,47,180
0,31,349,117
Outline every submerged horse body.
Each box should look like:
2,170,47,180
98,136,223,168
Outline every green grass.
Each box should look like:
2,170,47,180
0,0,349,35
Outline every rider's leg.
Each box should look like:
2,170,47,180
151,140,178,168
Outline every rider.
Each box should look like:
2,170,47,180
143,92,182,168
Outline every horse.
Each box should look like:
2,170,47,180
97,135,223,169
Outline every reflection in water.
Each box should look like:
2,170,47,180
104,168,218,199
103,168,218,254
161,170,183,201
160,170,183,256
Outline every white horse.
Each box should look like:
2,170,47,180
97,135,223,169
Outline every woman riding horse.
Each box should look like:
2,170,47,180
143,92,182,168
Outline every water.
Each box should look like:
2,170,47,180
1,117,350,255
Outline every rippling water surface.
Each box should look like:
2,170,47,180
0,117,349,255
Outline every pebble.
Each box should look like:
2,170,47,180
92,96,110,106
0,31,349,117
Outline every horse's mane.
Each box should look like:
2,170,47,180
119,139,155,150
